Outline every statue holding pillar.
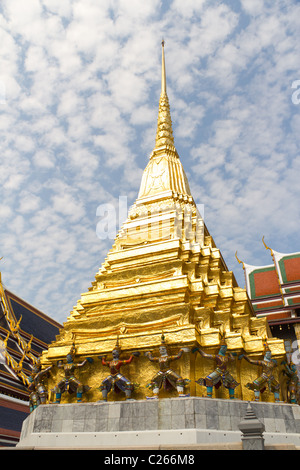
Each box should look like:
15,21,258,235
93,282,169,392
99,338,140,401
28,357,52,411
145,333,190,399
193,331,239,399
281,340,300,404
239,339,280,402
53,342,92,403
281,360,300,404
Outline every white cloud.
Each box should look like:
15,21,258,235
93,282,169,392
172,0,206,18
33,150,55,168
0,204,12,219
17,191,41,214
3,173,27,191
240,0,263,16
42,0,73,19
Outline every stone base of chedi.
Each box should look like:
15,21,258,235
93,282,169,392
17,398,300,450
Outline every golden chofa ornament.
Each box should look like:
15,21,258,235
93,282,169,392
40,42,285,403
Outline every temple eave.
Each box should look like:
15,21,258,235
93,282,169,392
43,322,286,367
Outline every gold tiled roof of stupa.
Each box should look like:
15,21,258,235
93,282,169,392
41,43,285,401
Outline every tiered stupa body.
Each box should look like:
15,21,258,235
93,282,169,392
42,44,285,401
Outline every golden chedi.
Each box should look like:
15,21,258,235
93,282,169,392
41,43,285,403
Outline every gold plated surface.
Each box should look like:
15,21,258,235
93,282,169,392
41,43,286,403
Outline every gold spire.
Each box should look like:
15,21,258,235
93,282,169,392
137,41,191,199
161,39,167,95
154,40,174,149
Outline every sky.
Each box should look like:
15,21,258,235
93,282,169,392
0,0,299,324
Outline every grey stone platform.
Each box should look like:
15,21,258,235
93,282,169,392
17,397,300,449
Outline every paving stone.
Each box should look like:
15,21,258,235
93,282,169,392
108,403,121,418
119,417,132,431
85,404,97,420
61,419,73,432
33,414,49,433
96,402,109,419
219,415,231,431
195,413,206,429
95,417,108,432
230,415,241,431
73,405,86,420
292,406,300,420
275,418,286,433
262,403,275,419
159,413,172,429
146,400,158,415
282,405,294,420
51,419,63,432
120,402,133,418
273,404,284,419
132,416,146,430
295,419,300,433
285,419,297,433
184,413,195,429
194,398,206,415
40,405,54,420
171,398,185,415
205,399,219,430
83,418,96,432
72,419,85,432
171,413,186,429
159,399,172,415
145,414,159,430
107,417,120,431
218,400,230,416
264,417,277,432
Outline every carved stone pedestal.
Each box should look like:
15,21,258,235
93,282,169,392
239,402,265,450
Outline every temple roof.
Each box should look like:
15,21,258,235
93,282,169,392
236,240,300,317
0,272,62,399
4,290,61,347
